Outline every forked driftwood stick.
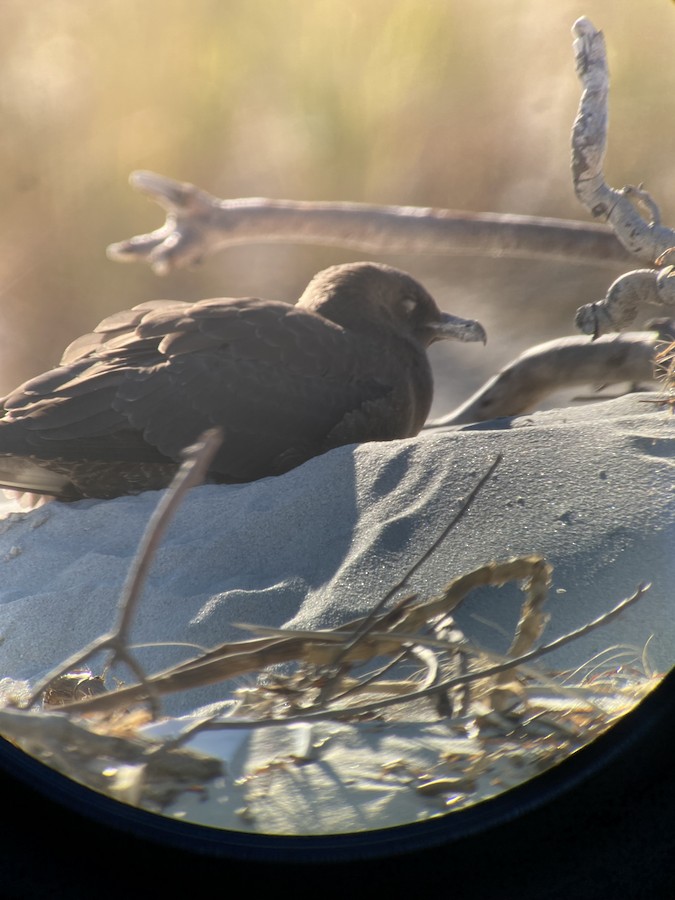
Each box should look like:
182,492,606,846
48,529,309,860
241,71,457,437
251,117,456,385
106,171,633,275
571,18,675,337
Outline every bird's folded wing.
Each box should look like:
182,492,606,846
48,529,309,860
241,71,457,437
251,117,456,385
0,298,391,481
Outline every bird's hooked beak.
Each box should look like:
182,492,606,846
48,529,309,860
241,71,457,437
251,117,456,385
426,313,487,346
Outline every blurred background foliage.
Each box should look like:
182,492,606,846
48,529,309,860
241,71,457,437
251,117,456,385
0,0,674,413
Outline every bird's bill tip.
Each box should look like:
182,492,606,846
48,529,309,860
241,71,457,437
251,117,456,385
430,314,487,345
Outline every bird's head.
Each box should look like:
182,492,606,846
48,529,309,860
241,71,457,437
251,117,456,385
297,262,487,348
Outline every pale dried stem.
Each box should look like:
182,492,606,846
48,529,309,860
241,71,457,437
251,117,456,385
32,557,549,716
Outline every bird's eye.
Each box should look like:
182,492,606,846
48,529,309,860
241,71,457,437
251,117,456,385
402,297,418,316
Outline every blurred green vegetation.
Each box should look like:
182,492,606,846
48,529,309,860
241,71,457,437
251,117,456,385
0,0,674,411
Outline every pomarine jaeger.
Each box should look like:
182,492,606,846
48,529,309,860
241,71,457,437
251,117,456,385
0,262,486,500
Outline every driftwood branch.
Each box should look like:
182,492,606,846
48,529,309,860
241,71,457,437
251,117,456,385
571,18,675,337
106,170,632,275
570,17,675,262
429,328,667,426
575,266,675,338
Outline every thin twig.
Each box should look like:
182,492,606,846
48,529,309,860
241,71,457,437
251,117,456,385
114,428,223,642
22,429,223,710
321,453,502,676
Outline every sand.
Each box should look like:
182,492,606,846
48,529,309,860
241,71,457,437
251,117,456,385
0,392,672,834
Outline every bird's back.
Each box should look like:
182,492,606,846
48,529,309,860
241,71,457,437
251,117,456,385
0,294,424,498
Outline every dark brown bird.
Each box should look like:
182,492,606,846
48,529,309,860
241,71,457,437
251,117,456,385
0,262,486,500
